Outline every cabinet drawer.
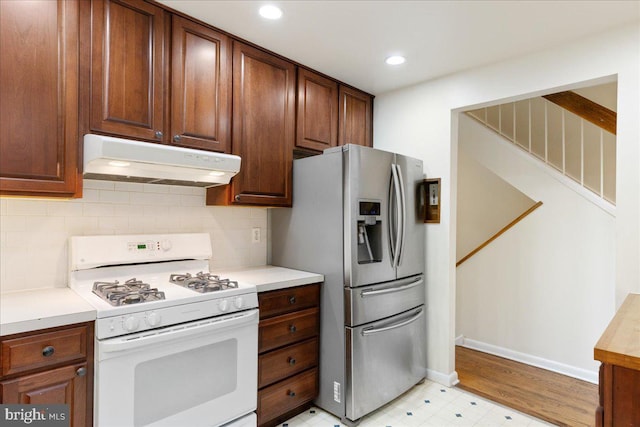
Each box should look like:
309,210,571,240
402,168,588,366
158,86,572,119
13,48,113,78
259,308,318,353
259,338,318,388
258,284,320,319
1,326,88,377
258,368,318,425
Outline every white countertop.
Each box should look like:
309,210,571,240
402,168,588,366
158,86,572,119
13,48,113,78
215,266,324,293
0,266,320,336
0,288,96,337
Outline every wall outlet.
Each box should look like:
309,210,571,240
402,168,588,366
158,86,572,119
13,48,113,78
251,227,261,243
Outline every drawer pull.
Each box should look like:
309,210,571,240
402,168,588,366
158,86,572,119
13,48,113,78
288,357,296,366
76,367,87,377
289,296,296,304
288,390,296,397
289,325,297,333
42,346,55,357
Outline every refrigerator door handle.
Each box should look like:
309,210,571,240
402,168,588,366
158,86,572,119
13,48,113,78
390,164,402,268
396,164,407,266
388,166,396,266
361,308,424,336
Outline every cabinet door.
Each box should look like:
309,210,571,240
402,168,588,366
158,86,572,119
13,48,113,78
171,15,231,153
208,42,295,206
90,0,166,142
338,86,373,147
0,0,80,197
1,363,88,427
296,68,338,152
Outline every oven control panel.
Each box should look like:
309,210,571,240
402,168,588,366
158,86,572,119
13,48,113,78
70,233,211,271
127,239,172,252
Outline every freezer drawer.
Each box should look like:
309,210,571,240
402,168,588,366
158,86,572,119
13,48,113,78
345,275,424,326
345,306,426,422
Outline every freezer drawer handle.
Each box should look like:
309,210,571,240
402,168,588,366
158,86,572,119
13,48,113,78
360,278,423,297
361,308,423,336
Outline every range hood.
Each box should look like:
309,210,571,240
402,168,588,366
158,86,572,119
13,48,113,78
83,134,241,187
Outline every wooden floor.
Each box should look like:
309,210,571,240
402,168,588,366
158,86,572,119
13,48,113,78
455,346,599,427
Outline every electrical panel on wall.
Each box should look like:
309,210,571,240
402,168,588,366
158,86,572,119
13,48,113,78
419,178,441,223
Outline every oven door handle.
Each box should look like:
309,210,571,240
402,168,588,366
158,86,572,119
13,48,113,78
99,309,258,355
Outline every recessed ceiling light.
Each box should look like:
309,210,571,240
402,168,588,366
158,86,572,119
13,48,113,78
259,5,282,20
385,55,406,65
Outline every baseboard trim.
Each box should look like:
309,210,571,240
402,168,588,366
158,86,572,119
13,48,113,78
458,337,598,384
427,369,459,387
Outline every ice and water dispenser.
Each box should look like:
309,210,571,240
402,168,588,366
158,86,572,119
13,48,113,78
357,200,382,264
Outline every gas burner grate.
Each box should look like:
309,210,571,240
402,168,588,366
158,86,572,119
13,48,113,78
170,272,239,293
92,278,166,306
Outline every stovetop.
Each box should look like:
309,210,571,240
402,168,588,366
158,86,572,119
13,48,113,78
169,272,239,293
92,278,166,306
68,233,259,339
69,259,257,318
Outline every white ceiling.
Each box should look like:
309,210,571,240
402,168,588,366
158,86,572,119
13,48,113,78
158,1,640,95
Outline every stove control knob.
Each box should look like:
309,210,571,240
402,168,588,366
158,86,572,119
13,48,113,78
218,299,229,312
160,239,172,252
123,316,140,332
146,311,161,327
234,297,243,309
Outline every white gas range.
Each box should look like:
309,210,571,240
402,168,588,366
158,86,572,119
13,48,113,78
69,233,258,427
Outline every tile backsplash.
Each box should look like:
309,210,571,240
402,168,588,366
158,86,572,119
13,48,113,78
0,180,268,293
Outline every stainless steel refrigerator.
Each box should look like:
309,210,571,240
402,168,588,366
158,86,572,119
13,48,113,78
271,144,427,424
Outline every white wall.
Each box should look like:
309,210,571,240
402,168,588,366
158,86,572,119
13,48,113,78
456,144,535,262
457,114,615,382
373,23,640,384
0,180,268,293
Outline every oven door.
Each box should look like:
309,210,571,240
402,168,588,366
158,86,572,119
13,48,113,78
95,309,259,427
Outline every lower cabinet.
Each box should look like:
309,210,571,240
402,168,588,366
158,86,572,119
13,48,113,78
257,284,320,427
596,363,640,427
0,322,94,427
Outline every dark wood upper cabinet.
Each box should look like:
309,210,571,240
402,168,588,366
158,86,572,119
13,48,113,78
296,68,338,152
207,42,296,207
338,86,373,147
90,0,166,142
0,0,80,197
170,15,231,152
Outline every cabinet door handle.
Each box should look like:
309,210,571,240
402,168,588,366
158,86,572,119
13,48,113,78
235,195,241,202
76,367,87,377
289,325,297,333
288,357,296,366
288,390,296,397
289,296,296,305
155,130,163,139
42,346,55,357
173,134,181,142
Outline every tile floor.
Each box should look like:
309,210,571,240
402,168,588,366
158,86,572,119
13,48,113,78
281,380,554,427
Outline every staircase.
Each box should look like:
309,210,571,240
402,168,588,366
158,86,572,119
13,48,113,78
465,90,617,205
